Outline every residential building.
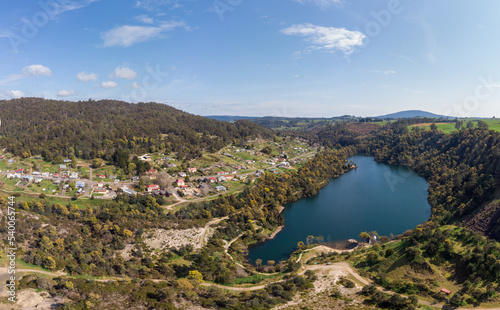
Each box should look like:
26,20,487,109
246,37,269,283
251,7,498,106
121,187,137,196
147,184,160,192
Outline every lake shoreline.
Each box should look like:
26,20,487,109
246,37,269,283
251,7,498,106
247,155,431,264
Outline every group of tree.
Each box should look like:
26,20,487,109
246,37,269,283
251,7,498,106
0,98,273,161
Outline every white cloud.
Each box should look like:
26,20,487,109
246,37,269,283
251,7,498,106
100,21,188,47
135,0,189,10
281,23,365,55
135,15,155,24
6,90,24,98
132,82,141,89
57,90,76,97
292,0,343,9
0,74,24,85
0,64,52,85
47,0,100,16
110,66,137,80
102,81,118,88
22,64,52,77
374,70,397,75
77,72,97,82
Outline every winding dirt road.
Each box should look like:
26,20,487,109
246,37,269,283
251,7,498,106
3,260,500,309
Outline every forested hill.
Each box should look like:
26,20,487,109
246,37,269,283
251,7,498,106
0,98,274,160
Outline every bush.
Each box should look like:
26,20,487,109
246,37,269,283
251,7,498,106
339,277,355,288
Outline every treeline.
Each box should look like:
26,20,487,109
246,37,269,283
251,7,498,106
0,98,273,160
356,122,499,233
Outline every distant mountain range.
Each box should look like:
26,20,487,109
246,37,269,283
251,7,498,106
206,115,258,122
374,110,453,119
208,110,454,122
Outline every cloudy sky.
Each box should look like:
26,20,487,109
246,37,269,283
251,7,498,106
1,0,500,117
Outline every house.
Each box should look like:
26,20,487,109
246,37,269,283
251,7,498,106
32,171,41,176
176,179,185,186
63,159,72,163
277,162,290,168
121,187,137,196
187,167,197,173
178,172,187,177
149,175,157,180
59,164,67,169
76,188,83,194
147,184,160,192
131,176,140,181
63,184,69,190
53,173,59,178
34,177,43,184
97,183,104,188
209,177,217,183
167,163,177,168
54,180,61,185
216,171,225,176
146,169,158,174
440,288,451,295
226,175,234,181
97,174,106,179
7,159,14,163
218,176,227,182
15,169,24,173
109,175,117,180
42,172,50,177
94,188,108,194
76,181,85,188
216,186,227,192
69,172,79,179
22,175,34,183
139,154,151,161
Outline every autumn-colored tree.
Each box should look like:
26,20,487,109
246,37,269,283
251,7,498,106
188,270,203,283
44,257,56,270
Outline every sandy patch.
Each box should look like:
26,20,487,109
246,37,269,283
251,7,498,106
144,227,214,251
119,243,135,260
273,267,366,310
0,289,63,310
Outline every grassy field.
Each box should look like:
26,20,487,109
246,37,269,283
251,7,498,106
408,119,500,133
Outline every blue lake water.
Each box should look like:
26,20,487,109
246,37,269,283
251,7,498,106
247,155,431,264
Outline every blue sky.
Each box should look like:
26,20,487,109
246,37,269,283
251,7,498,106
1,0,500,117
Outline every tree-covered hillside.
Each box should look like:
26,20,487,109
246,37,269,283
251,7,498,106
0,98,273,160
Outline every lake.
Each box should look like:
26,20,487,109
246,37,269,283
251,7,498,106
247,155,431,264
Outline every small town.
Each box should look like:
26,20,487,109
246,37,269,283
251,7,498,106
0,138,319,208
